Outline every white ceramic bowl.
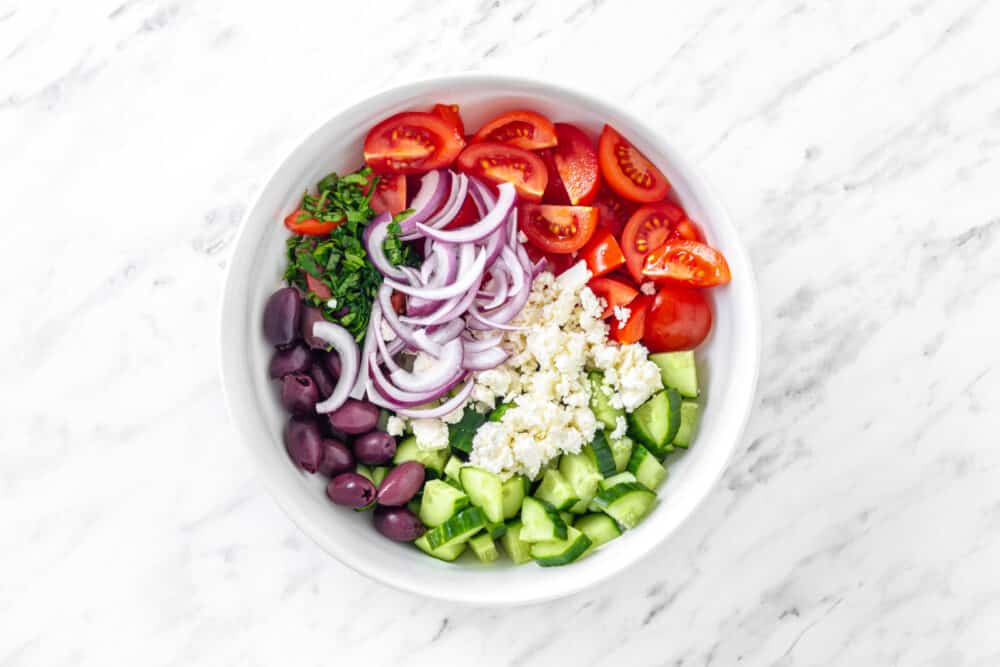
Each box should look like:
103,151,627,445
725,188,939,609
220,74,760,605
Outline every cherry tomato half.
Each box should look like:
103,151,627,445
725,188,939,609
620,202,688,282
432,103,465,137
609,294,653,344
644,285,713,351
365,173,407,215
642,240,731,288
598,124,671,203
457,142,548,202
588,277,639,319
592,185,636,237
472,110,558,150
364,111,466,174
553,123,600,205
519,204,598,254
524,243,576,275
283,208,343,236
539,149,571,205
579,227,625,277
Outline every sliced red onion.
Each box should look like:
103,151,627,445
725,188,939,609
501,246,526,296
506,206,519,247
389,338,463,392
462,347,509,370
468,177,496,215
311,321,360,413
467,303,525,332
384,245,486,300
416,182,515,243
428,242,458,286
362,212,405,280
422,173,469,230
461,332,503,352
399,170,449,233
373,309,406,374
531,258,547,278
481,221,508,268
427,318,465,344
350,305,381,400
399,266,424,285
412,329,443,357
378,284,420,349
389,378,475,419
477,268,509,310
368,355,465,407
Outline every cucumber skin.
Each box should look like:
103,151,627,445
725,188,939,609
589,372,625,431
609,436,634,473
460,466,505,524
519,497,569,542
393,436,449,475
418,480,470,528
425,506,487,549
415,535,467,562
673,401,700,448
501,476,529,520
534,469,580,511
587,432,618,477
531,527,593,567
575,513,622,548
594,482,657,529
500,521,533,565
627,445,667,490
649,351,699,398
628,389,681,457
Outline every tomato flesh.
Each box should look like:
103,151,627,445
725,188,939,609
644,285,712,351
432,103,465,136
472,110,558,150
598,124,671,203
592,185,636,237
609,294,653,344
524,242,576,275
283,209,342,236
588,277,639,319
444,194,480,229
364,111,465,174
579,227,625,277
457,142,548,202
643,240,731,288
620,202,687,282
519,204,598,254
553,123,600,205
539,149,571,205
366,173,407,215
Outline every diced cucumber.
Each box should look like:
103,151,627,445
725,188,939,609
589,371,625,431
488,400,516,422
559,511,575,526
609,436,634,473
415,534,466,562
487,521,507,539
468,533,499,563
371,466,389,487
501,475,529,519
376,409,391,432
393,436,448,477
627,445,667,490
407,496,421,516
673,401,700,448
519,497,568,542
530,526,593,567
560,452,602,513
460,466,505,523
419,480,470,527
443,456,464,484
534,469,580,510
500,521,533,564
425,506,487,549
600,471,637,490
575,513,622,548
594,482,657,529
355,464,374,483
587,431,617,477
649,351,699,398
627,389,681,457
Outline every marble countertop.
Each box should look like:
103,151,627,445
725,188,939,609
4,0,1000,664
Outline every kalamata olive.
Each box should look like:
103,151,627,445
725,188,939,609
301,307,327,349
317,439,353,476
284,416,322,473
327,472,376,508
353,431,396,465
373,505,426,541
324,350,342,379
269,343,312,379
327,399,380,434
376,461,425,506
263,287,301,347
309,357,336,400
281,373,319,415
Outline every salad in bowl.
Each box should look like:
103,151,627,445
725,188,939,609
260,102,733,567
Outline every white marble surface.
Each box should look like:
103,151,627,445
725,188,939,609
3,0,1000,664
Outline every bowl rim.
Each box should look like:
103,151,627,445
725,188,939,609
219,72,761,605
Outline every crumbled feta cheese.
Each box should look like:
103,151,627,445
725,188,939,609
326,298,338,309
611,415,628,440
380,318,397,342
411,418,449,450
640,281,656,295
613,305,631,329
386,416,407,437
517,231,528,243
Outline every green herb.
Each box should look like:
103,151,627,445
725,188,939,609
448,407,488,455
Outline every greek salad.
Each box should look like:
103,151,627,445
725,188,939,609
261,104,732,566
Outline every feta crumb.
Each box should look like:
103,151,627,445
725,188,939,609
613,305,631,329
517,231,528,243
386,416,407,437
411,418,449,450
380,318,397,342
326,298,338,309
640,282,656,295
611,415,628,440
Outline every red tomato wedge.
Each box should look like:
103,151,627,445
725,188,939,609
364,111,466,174
588,277,639,319
365,173,407,215
457,142,548,202
592,185,636,236
644,285,713,351
443,194,480,229
598,124,671,202
539,149,571,205
305,273,332,300
552,123,600,205
642,240,731,287
524,243,576,275
519,204,598,254
579,227,625,277
620,202,688,282
432,103,465,136
609,294,653,344
283,209,342,236
675,219,704,242
472,110,558,150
